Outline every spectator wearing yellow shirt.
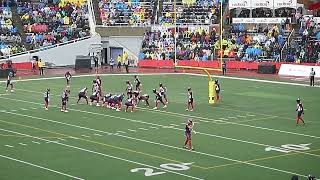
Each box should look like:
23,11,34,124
117,54,122,70
38,59,45,76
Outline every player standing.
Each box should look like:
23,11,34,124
184,119,195,150
152,89,167,110
5,71,14,92
77,87,88,104
61,89,70,112
134,75,142,91
126,81,133,98
96,76,102,95
44,88,50,110
310,68,316,87
159,83,168,104
215,80,221,101
296,98,305,125
186,87,194,111
65,71,72,87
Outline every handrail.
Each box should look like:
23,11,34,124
280,28,294,62
0,36,91,60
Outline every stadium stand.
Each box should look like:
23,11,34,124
0,6,25,57
16,0,90,50
159,0,222,25
98,0,157,26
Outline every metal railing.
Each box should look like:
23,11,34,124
280,28,295,62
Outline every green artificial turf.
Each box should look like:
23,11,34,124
0,73,319,180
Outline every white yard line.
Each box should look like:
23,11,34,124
81,135,90,138
127,129,137,132
0,128,204,180
0,154,84,180
2,104,320,159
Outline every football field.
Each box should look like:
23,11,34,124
0,73,319,180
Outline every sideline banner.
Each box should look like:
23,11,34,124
279,64,320,77
232,18,290,24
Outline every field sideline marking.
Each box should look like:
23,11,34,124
205,147,320,170
136,106,320,140
0,128,204,180
0,154,84,180
0,118,308,178
0,134,71,139
1,96,320,158
1,72,318,88
0,119,207,170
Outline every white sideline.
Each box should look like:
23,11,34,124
0,128,204,180
2,96,320,158
0,154,84,180
0,72,318,87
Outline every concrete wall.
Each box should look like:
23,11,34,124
8,35,101,66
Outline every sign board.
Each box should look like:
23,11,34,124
232,18,290,24
279,64,320,77
274,0,297,8
251,0,274,8
229,0,251,9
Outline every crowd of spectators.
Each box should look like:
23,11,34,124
140,26,218,60
0,6,25,57
159,0,222,25
140,23,290,62
17,0,90,50
283,16,320,63
99,0,156,26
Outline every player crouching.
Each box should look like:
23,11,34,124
125,98,135,112
138,94,150,107
152,89,167,110
90,90,101,106
77,87,88,104
186,87,194,111
61,89,70,112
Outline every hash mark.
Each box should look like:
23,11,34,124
4,145,14,148
94,134,103,136
18,143,27,146
138,128,148,131
81,135,90,138
32,141,41,144
116,131,126,134
127,129,137,132
149,127,159,129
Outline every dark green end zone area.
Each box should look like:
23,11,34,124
0,74,319,180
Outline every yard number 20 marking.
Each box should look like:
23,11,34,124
131,162,193,177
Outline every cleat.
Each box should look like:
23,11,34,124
153,107,157,110
64,110,68,113
89,102,92,106
186,109,189,111
190,109,193,112
10,90,14,92
163,105,167,108
61,109,64,112
5,90,8,92
96,103,100,107
45,108,48,111
116,109,121,111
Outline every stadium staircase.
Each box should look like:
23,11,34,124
91,0,102,25
11,4,29,50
